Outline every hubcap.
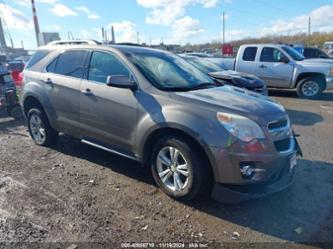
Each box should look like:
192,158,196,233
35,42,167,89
156,146,190,192
29,114,46,144
301,81,319,97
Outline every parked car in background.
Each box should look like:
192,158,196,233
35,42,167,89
6,60,25,87
220,44,333,99
22,43,301,203
181,55,267,95
181,52,213,58
323,41,333,56
0,67,22,119
302,47,330,59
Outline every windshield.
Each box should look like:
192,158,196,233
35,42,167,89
282,46,304,61
124,50,215,91
185,57,222,74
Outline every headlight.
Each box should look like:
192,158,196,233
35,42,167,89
217,112,265,142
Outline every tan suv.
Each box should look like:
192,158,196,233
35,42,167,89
22,42,302,203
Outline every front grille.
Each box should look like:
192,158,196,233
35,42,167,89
268,118,288,130
274,138,291,152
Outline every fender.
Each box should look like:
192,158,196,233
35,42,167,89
22,81,59,130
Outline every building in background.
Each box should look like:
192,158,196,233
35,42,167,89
39,32,61,46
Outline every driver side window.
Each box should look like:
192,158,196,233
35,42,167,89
88,51,130,84
260,47,288,63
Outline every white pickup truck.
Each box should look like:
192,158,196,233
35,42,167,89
217,44,333,99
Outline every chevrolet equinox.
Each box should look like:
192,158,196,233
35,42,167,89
22,44,300,202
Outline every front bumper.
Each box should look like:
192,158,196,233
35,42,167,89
208,135,301,203
326,76,333,90
211,153,296,203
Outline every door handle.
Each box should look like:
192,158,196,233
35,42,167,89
43,78,53,84
259,64,267,69
81,88,93,96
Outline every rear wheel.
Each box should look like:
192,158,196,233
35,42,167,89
151,136,210,201
27,108,58,146
296,77,325,99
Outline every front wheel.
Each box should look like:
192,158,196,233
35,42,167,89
296,77,325,99
151,136,210,201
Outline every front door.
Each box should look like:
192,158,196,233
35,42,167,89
79,50,138,153
256,47,294,88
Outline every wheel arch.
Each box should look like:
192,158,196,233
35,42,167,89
23,95,44,117
22,94,58,130
141,126,216,181
295,72,326,88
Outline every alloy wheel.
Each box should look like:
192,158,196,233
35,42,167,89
29,114,46,144
301,81,320,97
156,146,190,192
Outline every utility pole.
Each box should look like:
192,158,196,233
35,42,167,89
308,16,311,36
111,26,115,44
31,0,41,47
222,12,225,45
101,27,105,43
137,32,140,44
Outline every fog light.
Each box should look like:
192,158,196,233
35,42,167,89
240,163,255,178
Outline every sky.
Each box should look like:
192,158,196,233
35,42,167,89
0,0,333,49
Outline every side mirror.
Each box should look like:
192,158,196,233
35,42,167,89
106,75,137,90
279,57,289,64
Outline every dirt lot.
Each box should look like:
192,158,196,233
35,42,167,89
0,90,332,249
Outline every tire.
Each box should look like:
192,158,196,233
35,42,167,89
27,108,59,146
296,77,325,99
151,136,211,201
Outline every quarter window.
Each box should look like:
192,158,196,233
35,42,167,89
46,58,57,73
26,49,52,70
260,47,288,62
88,51,130,84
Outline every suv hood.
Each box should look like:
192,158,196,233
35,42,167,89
174,85,286,125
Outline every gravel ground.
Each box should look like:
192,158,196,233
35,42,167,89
0,90,332,249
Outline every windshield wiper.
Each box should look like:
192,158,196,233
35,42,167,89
162,82,220,92
188,82,220,90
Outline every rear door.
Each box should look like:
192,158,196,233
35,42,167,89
235,46,259,75
255,47,294,87
44,49,89,136
79,50,138,154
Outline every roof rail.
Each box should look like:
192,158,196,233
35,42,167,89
47,39,101,46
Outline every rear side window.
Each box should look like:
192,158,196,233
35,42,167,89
48,50,87,78
26,50,51,69
243,47,257,61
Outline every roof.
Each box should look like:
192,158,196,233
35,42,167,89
38,42,172,58
239,43,287,47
